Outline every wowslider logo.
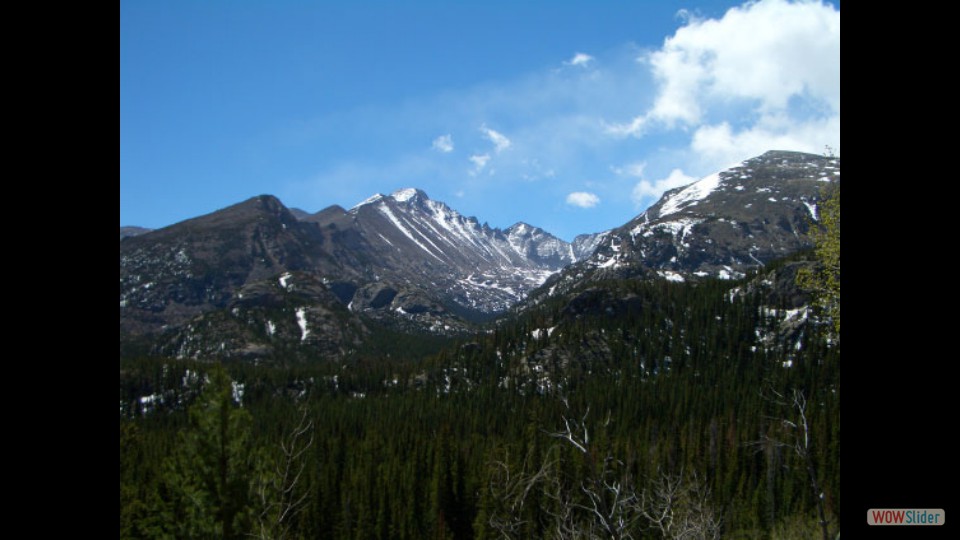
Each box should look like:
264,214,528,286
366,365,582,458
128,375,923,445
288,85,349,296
867,508,945,526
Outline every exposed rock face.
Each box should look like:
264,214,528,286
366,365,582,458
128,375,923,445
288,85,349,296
304,188,581,314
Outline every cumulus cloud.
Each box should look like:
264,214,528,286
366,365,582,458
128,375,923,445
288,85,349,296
480,124,512,153
469,153,491,176
690,114,840,166
631,168,697,208
432,134,454,153
608,0,840,147
565,52,595,67
566,191,600,208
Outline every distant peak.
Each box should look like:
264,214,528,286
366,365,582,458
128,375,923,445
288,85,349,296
391,188,428,202
350,189,430,211
351,193,385,211
232,194,287,214
251,194,283,206
506,222,537,234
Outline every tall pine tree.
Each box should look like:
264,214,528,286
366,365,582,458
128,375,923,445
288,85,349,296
151,367,260,539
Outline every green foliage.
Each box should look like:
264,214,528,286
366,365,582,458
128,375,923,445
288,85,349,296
121,262,840,538
771,513,828,539
151,367,260,539
799,185,840,338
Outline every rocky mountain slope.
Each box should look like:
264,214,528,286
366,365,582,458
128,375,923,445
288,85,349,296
433,249,835,400
119,195,370,360
528,150,839,305
306,188,582,315
120,189,590,360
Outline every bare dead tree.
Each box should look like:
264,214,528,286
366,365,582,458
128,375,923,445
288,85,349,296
251,405,315,540
485,446,559,539
639,469,721,540
482,403,721,540
546,407,644,540
754,387,830,540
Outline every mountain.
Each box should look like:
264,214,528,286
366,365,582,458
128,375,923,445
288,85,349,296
120,194,344,331
302,188,582,316
119,151,838,361
529,150,839,304
119,195,371,360
294,189,575,316
120,189,587,360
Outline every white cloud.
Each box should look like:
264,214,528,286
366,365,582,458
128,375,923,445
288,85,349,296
432,134,454,153
469,153,491,176
284,5,837,240
604,116,648,137
691,113,840,166
609,0,840,141
566,191,600,208
565,52,595,67
631,168,697,208
480,124,511,153
611,161,647,178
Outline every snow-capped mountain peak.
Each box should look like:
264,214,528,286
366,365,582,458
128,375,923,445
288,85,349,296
391,187,426,203
317,189,603,314
531,150,840,300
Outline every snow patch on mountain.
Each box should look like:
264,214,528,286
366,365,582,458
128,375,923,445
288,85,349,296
377,202,446,263
392,188,420,202
659,270,686,282
352,193,385,210
295,308,310,341
659,172,723,216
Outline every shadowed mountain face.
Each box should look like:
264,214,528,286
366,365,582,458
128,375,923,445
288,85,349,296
119,195,369,360
120,190,590,360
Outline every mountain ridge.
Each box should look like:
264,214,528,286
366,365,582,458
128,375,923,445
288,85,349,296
120,188,596,359
525,150,839,306
120,150,838,361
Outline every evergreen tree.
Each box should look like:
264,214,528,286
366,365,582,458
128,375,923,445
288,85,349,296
152,367,260,539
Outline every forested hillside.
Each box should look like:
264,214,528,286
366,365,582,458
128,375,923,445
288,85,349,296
120,250,839,539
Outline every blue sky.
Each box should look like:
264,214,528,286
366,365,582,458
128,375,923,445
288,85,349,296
120,0,839,241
